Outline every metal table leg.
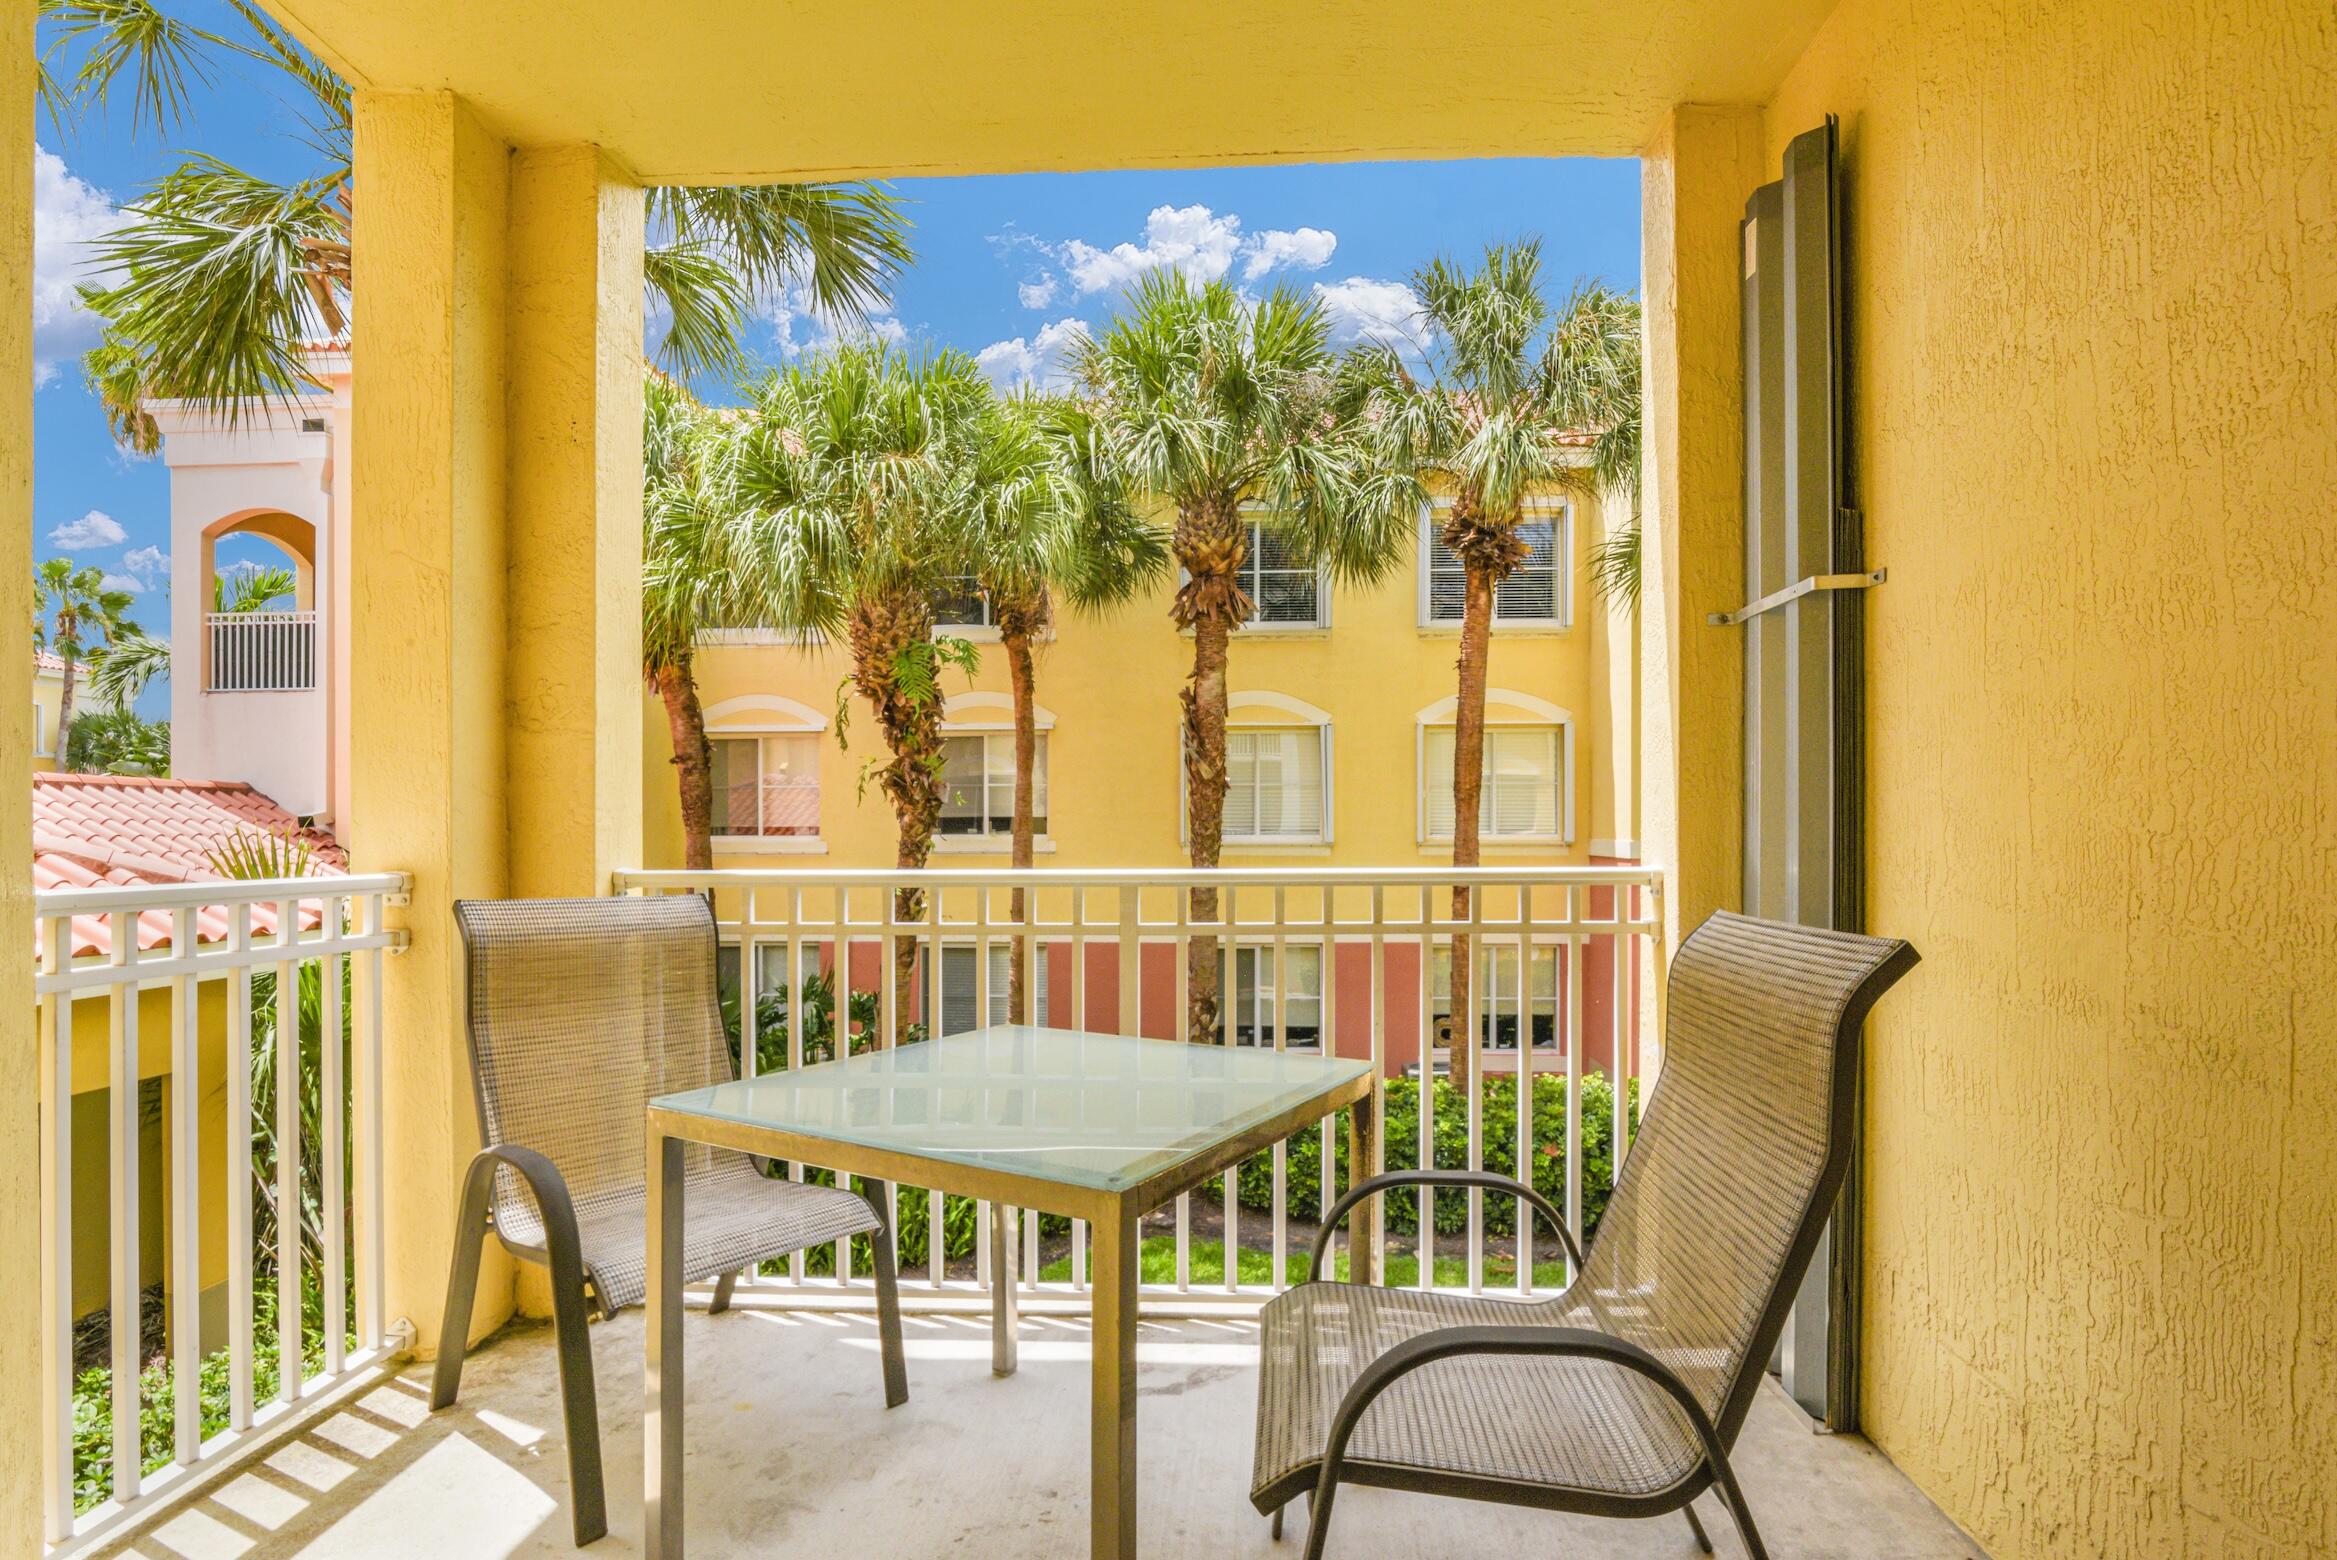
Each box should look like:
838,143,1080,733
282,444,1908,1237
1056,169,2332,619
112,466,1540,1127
644,1131,684,1559
991,1201,1019,1376
1091,1207,1137,1559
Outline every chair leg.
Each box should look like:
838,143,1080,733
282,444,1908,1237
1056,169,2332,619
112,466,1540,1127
1704,1446,1769,1560
710,1269,739,1314
427,1153,498,1413
1270,1502,1284,1541
864,1180,910,1408
434,1147,607,1547
1681,1497,1714,1553
1301,1480,1334,1560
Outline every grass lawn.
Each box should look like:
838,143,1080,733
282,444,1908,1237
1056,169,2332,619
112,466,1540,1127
1038,1236,1569,1290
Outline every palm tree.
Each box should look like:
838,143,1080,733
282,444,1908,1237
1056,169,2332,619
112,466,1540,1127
641,372,802,870
962,394,1168,1021
41,0,913,450
727,342,991,1021
1073,273,1418,1044
1345,244,1641,1086
34,558,139,759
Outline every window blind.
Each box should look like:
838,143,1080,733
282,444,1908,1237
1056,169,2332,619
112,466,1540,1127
1225,727,1325,839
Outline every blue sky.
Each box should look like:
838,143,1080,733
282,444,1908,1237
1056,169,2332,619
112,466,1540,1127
33,5,1639,716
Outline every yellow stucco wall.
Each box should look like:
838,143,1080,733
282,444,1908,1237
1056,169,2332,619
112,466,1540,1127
3,0,39,1544
642,491,1633,876
1764,4,2337,1555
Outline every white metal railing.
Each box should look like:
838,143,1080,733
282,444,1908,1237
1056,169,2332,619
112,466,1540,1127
613,865,1662,1314
34,873,408,1555
204,611,317,693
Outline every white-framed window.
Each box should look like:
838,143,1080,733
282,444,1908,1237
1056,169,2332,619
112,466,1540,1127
931,575,991,629
710,732,820,837
1238,519,1326,628
1430,941,1559,1052
33,701,48,757
940,731,1047,839
1420,723,1569,841
939,942,1052,1034
1419,497,1570,628
1224,726,1331,843
1221,941,1323,1048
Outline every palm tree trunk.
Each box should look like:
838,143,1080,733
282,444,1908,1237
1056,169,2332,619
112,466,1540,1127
1183,607,1235,1044
1447,559,1496,1094
654,653,716,872
1174,499,1250,1047
1004,624,1038,1026
55,650,78,769
850,592,945,1042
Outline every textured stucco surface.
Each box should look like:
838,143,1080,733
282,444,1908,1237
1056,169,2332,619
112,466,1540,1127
1638,107,1762,957
1765,3,2337,1554
262,0,1840,178
349,90,516,1353
505,145,644,899
1,0,39,1545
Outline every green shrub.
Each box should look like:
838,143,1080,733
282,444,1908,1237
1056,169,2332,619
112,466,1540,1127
1208,1072,1639,1244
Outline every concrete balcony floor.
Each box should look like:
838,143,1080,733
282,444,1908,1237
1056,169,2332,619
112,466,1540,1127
101,1300,1982,1560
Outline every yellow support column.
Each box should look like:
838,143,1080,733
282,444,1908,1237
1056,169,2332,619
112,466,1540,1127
348,90,515,1353
1,0,39,1545
505,146,645,898
1638,105,1762,955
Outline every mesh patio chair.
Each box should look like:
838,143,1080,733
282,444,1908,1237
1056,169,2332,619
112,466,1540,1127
1253,910,1919,1560
430,895,908,1546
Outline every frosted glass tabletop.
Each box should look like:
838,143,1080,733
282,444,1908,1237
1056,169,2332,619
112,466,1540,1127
651,1025,1371,1195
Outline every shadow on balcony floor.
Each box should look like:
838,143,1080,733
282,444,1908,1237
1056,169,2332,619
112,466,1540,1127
100,1301,1983,1559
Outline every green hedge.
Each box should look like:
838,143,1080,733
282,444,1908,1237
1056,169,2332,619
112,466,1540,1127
773,1071,1637,1275
1206,1072,1638,1244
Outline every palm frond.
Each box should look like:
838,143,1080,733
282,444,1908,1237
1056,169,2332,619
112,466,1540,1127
86,626,170,707
644,240,754,380
39,0,232,138
207,825,314,881
647,182,912,327
1589,517,1641,609
80,156,346,422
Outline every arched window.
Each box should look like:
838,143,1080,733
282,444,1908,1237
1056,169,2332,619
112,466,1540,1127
1414,689,1574,844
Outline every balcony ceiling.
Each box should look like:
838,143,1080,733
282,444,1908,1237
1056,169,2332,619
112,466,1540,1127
263,0,1832,181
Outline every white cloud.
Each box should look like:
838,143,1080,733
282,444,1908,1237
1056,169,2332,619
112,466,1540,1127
1062,204,1245,295
755,278,909,360
32,146,126,388
1017,276,1059,310
121,545,170,592
1241,227,1337,281
976,317,1090,392
1312,277,1433,353
100,572,143,594
48,508,126,549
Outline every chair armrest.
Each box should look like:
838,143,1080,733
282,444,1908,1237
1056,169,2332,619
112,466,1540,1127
1309,1169,1584,1280
1317,1323,1726,1508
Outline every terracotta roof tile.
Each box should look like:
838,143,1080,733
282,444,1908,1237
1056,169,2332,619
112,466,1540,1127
32,773,346,960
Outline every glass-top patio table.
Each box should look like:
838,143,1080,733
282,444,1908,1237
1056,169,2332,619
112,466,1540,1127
642,1024,1372,1559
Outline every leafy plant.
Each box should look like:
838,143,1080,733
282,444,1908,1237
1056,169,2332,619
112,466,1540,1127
62,704,169,774
1201,1072,1639,1244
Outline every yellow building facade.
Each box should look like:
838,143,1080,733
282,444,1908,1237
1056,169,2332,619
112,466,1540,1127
642,490,1642,881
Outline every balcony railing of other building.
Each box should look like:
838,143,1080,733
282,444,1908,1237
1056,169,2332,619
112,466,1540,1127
34,874,408,1556
204,610,317,693
612,864,1663,1315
